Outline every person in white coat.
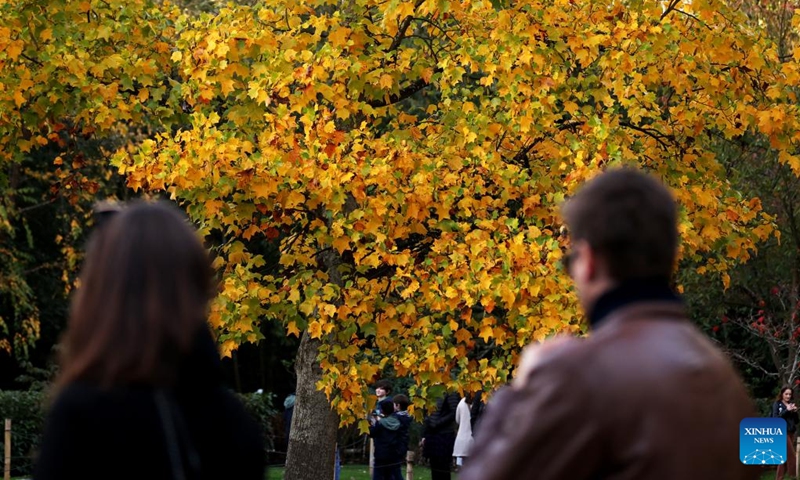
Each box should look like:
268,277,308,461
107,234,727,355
453,395,474,469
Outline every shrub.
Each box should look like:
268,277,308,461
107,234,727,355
0,389,277,476
754,397,774,417
0,390,46,476
237,391,278,451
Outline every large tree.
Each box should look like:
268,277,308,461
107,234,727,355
113,0,800,476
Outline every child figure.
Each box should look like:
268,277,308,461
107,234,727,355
392,394,413,480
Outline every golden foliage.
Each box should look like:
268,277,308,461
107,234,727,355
3,0,800,423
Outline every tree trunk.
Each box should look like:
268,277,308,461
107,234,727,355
285,331,338,480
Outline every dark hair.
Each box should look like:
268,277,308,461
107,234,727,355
393,394,410,411
379,400,395,416
92,200,123,231
778,387,794,402
56,201,213,392
561,167,678,281
374,380,392,394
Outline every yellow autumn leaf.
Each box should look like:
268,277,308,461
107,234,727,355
379,74,393,89
252,181,277,199
309,321,323,339
329,27,351,48
479,324,494,342
285,191,305,209
287,321,301,337
288,288,300,303
333,236,350,254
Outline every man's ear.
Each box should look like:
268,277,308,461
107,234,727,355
582,242,598,281
571,240,593,282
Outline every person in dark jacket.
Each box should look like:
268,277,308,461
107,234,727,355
369,379,394,473
370,400,403,480
461,168,757,480
773,386,799,480
421,392,460,480
392,393,412,479
34,202,265,480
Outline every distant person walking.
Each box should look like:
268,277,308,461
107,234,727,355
461,167,758,480
773,386,798,480
469,391,485,437
34,201,265,480
453,395,473,470
421,392,459,480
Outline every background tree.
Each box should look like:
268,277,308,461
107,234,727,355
114,0,800,477
0,0,184,379
681,0,800,401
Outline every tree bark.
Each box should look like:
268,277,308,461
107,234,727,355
285,331,338,480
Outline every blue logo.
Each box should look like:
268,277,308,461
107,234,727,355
740,417,787,465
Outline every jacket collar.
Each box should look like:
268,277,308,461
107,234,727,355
588,277,684,329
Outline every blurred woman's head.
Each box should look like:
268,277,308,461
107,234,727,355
57,201,213,390
780,387,794,403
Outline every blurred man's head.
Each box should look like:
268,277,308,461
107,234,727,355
374,379,392,399
561,167,678,311
379,399,395,417
393,394,410,412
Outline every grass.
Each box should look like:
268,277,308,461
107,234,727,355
266,464,447,480
9,466,775,480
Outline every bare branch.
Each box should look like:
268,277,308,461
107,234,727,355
660,0,682,20
17,198,57,215
714,339,779,378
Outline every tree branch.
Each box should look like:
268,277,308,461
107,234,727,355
716,341,779,378
619,120,676,150
386,0,426,52
660,0,682,20
17,198,56,215
367,71,440,108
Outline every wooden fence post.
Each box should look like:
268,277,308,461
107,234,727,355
406,451,414,480
795,435,799,480
4,419,10,480
369,439,374,477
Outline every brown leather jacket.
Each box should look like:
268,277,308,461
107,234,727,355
461,302,759,480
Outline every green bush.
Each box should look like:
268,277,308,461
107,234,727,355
0,389,277,476
0,390,46,476
754,397,774,417
237,391,278,451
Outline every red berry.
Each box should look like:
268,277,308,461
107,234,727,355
712,326,720,333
